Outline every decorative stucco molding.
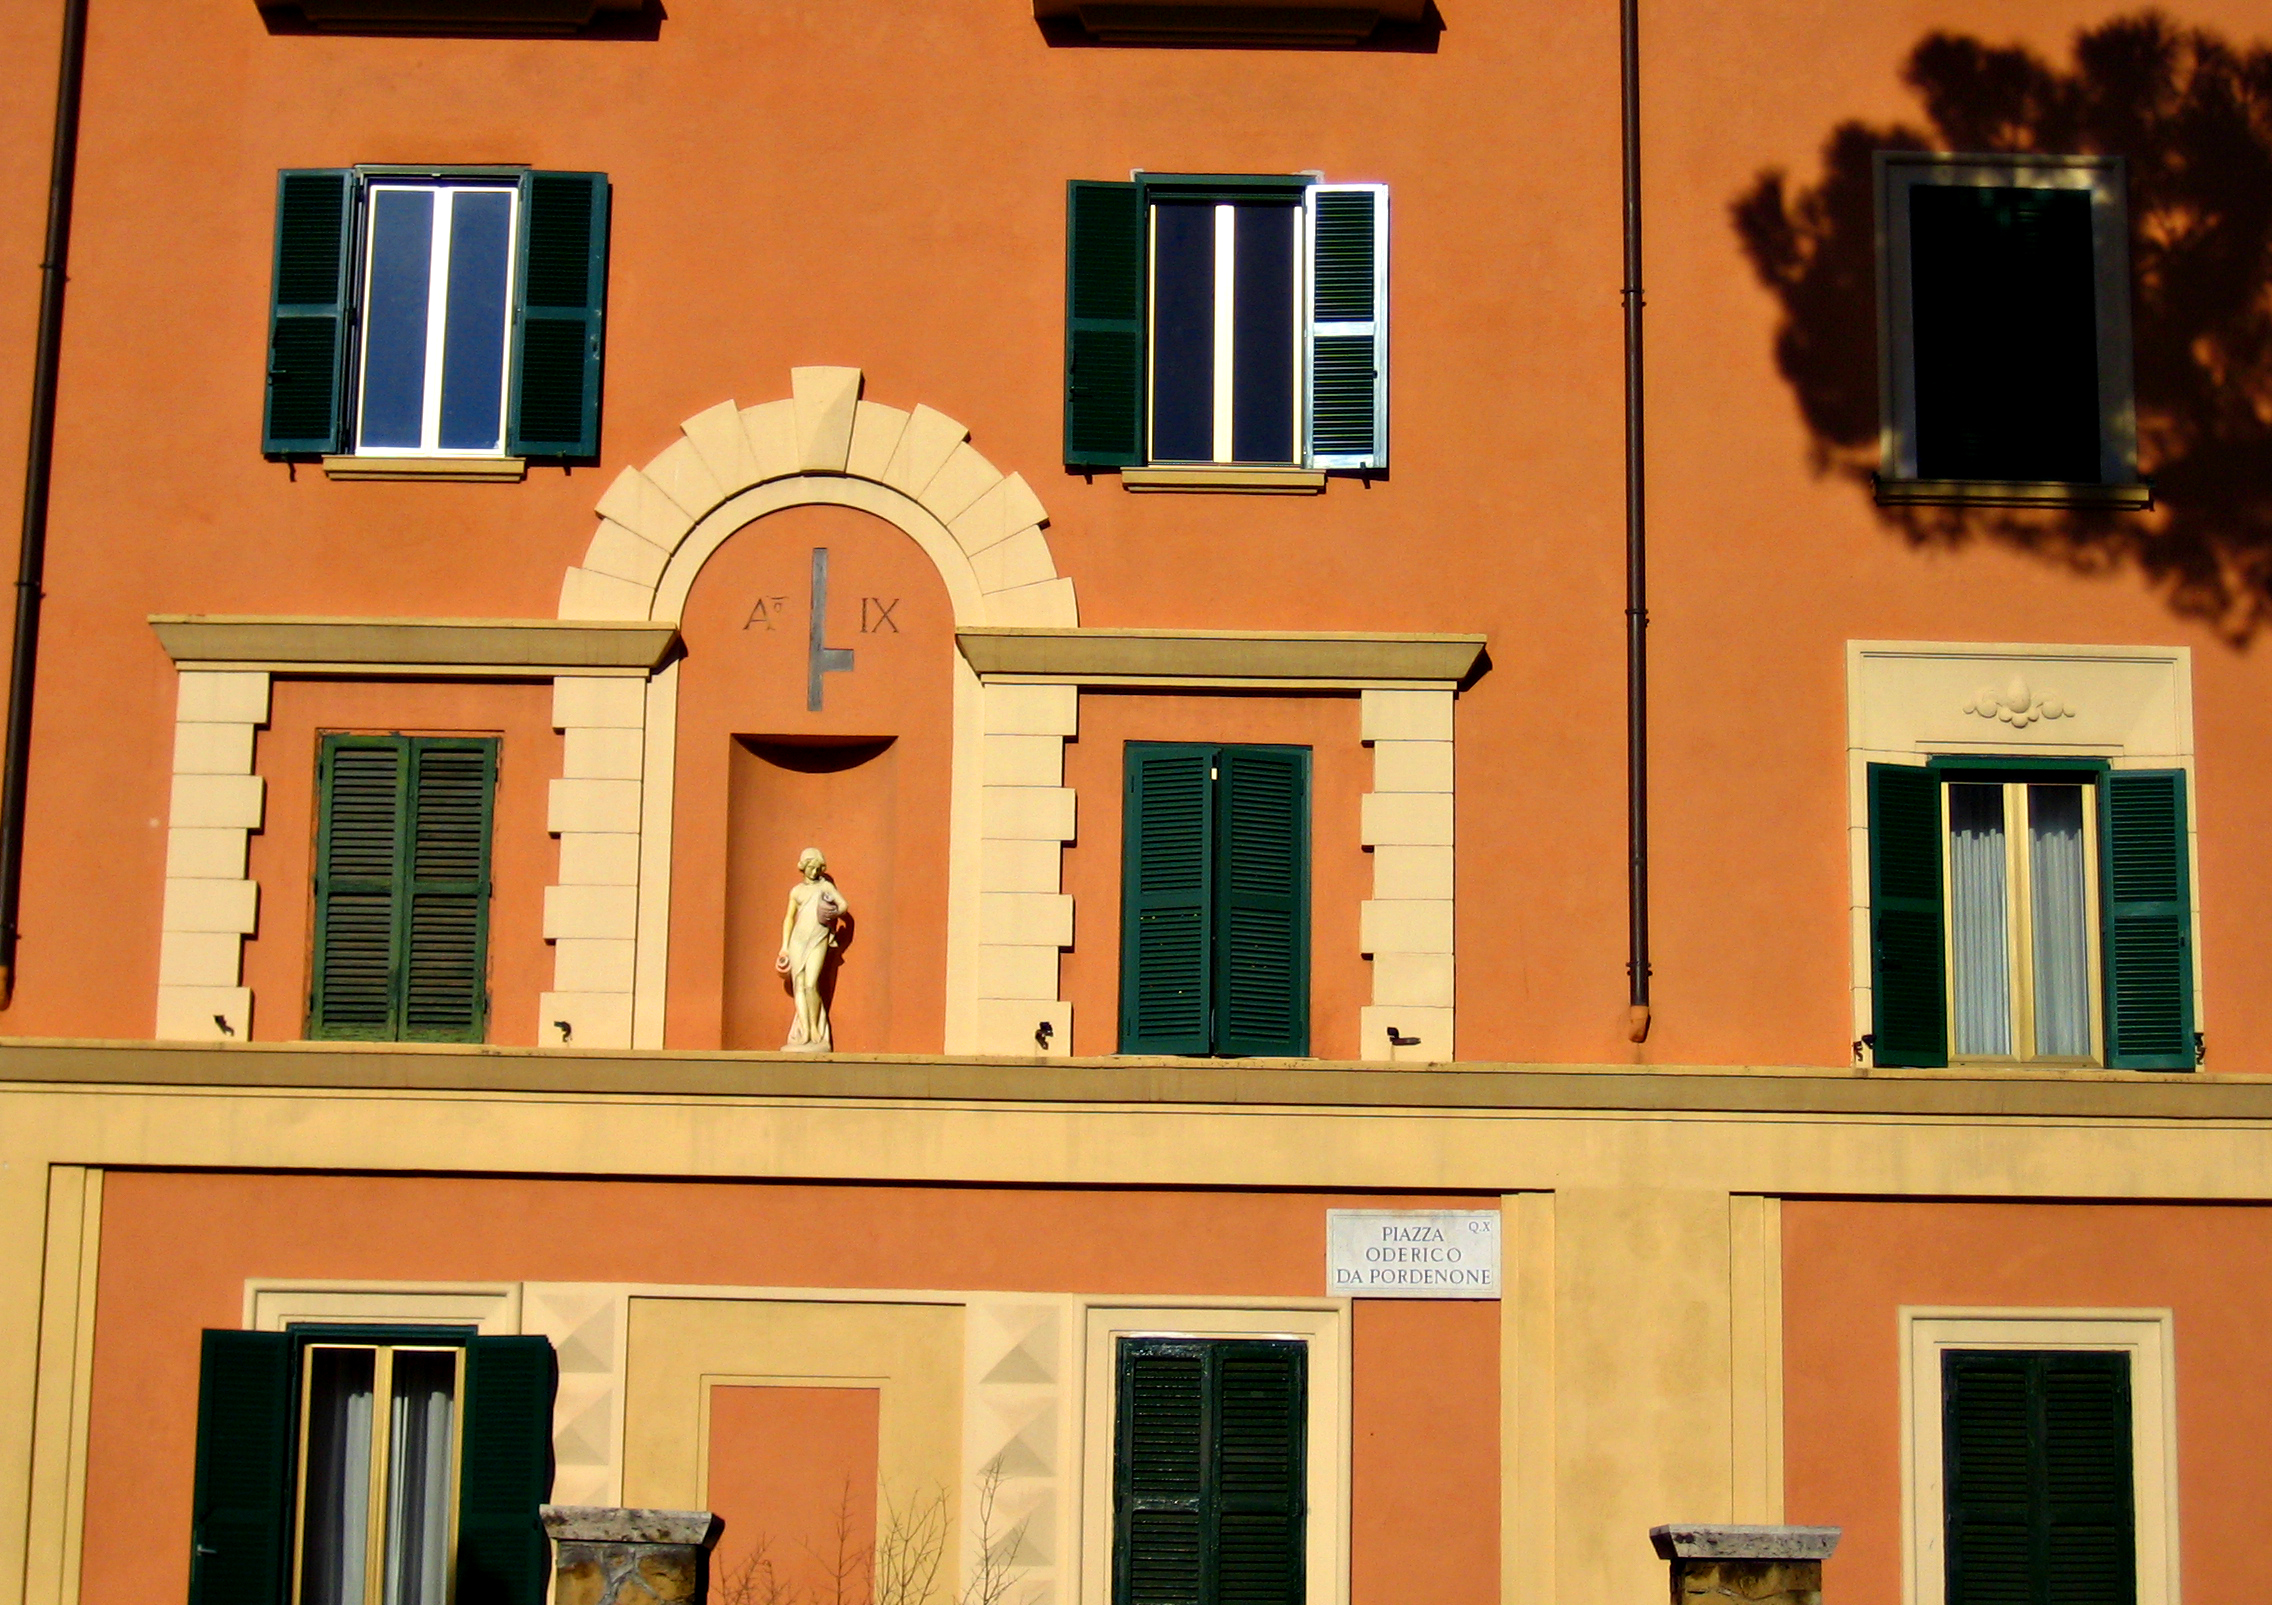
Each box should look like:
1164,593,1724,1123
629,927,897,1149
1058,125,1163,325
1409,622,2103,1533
151,616,677,676
956,628,1484,687
155,672,269,1042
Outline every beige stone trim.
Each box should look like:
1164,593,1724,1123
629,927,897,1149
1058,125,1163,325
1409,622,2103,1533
242,1280,522,1334
1360,689,1453,1063
157,672,268,1042
545,676,647,1049
1501,1192,1554,1605
1727,1196,1784,1523
956,628,1484,687
1899,1310,2177,1605
319,456,527,482
1116,466,1328,493
151,616,676,676
21,1167,99,1605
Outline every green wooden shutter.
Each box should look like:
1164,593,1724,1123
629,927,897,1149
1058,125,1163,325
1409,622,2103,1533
1122,744,1216,1055
1213,747,1309,1057
1113,1339,1306,1605
188,1330,296,1605
2098,771,2194,1070
263,170,356,456
509,171,609,460
1066,181,1146,468
1304,184,1387,471
457,1336,557,1605
402,741,496,1043
310,736,408,1040
1869,763,1948,1067
1943,1350,2133,1605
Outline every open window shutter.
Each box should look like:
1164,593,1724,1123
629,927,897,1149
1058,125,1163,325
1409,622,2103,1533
188,1330,295,1605
1212,1342,1306,1605
509,172,609,460
1304,184,1387,471
1213,747,1309,1057
2099,770,2194,1070
402,740,496,1043
1868,763,1947,1067
1121,745,1215,1054
310,737,408,1040
1065,181,1146,468
263,170,355,455
457,1336,556,1605
1114,1340,1207,1605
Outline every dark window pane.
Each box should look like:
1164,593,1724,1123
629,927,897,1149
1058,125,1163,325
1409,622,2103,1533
438,190,513,452
1910,184,2102,483
1151,201,1215,463
360,189,434,451
1231,201,1297,465
299,1347,377,1605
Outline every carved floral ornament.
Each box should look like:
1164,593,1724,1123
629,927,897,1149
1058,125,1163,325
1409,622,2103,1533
1962,675,2077,726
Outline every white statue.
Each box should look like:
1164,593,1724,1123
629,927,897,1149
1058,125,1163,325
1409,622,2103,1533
774,847,849,1051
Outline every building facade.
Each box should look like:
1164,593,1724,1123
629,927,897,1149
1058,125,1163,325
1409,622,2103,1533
3,5,2271,1605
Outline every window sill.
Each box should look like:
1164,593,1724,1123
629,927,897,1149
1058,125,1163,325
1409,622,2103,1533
262,0,642,32
1873,477,2153,511
322,456,527,483
1119,466,1327,494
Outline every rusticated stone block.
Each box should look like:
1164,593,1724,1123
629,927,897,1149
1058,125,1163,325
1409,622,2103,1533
1651,1525,1840,1605
543,1506,722,1605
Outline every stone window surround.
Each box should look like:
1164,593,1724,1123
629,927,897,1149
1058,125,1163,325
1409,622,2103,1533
1898,1308,2177,1605
1845,640,2197,1060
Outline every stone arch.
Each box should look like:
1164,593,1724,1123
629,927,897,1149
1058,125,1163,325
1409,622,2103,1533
558,366,1077,628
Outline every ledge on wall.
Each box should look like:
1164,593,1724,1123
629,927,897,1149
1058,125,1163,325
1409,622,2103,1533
1033,0,1432,46
1872,476,2155,511
257,0,652,34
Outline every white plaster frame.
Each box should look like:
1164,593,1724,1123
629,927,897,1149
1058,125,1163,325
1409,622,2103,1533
242,1279,523,1334
1898,1308,2178,1605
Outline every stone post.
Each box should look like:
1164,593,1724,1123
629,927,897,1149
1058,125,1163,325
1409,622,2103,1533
543,1506,725,1605
1648,1525,1841,1605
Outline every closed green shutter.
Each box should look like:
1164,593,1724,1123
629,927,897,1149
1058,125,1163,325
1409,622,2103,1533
1304,184,1387,471
2099,770,2194,1070
1213,747,1309,1057
188,1331,296,1605
312,735,495,1043
1065,181,1146,468
1114,1339,1305,1605
457,1337,557,1605
509,171,609,460
1943,1350,2133,1605
1869,763,1948,1067
263,170,356,456
1122,745,1216,1055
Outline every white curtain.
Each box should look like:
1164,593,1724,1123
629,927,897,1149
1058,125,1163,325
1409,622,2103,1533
1947,784,2012,1056
2029,785,2093,1057
301,1350,375,1605
383,1352,457,1605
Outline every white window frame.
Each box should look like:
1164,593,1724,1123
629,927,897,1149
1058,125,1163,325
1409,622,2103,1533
1079,1303,1350,1605
1875,152,2136,485
1899,1308,2178,1605
353,180,521,460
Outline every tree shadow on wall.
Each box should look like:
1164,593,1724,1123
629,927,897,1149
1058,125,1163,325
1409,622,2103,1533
1732,12,2272,641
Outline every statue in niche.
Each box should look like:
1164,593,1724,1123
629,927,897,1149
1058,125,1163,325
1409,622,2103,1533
774,847,849,1051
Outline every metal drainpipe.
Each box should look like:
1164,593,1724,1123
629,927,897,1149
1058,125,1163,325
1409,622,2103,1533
1,0,91,1008
1620,0,1652,1043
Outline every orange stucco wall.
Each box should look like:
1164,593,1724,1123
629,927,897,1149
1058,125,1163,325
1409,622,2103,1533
1783,1199,2272,1605
85,1171,1498,1605
708,1385,882,1605
2,0,2269,1067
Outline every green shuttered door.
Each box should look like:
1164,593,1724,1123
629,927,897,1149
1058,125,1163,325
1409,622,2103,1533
2099,771,2194,1070
263,170,356,455
510,171,610,460
1121,745,1309,1057
189,1331,297,1605
311,735,496,1042
1065,181,1146,467
1869,763,1949,1067
1115,1339,1305,1605
457,1337,558,1605
1943,1349,2134,1605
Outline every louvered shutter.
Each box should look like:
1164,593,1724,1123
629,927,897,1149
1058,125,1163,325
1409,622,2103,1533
1943,1350,2134,1605
310,737,408,1040
1868,763,1948,1067
263,170,356,456
1303,184,1387,471
1213,747,1309,1057
402,741,496,1042
2098,771,2194,1070
1116,1341,1207,1605
1121,745,1216,1055
457,1337,557,1605
188,1331,296,1605
509,171,609,460
1212,1343,1306,1605
1066,181,1146,468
